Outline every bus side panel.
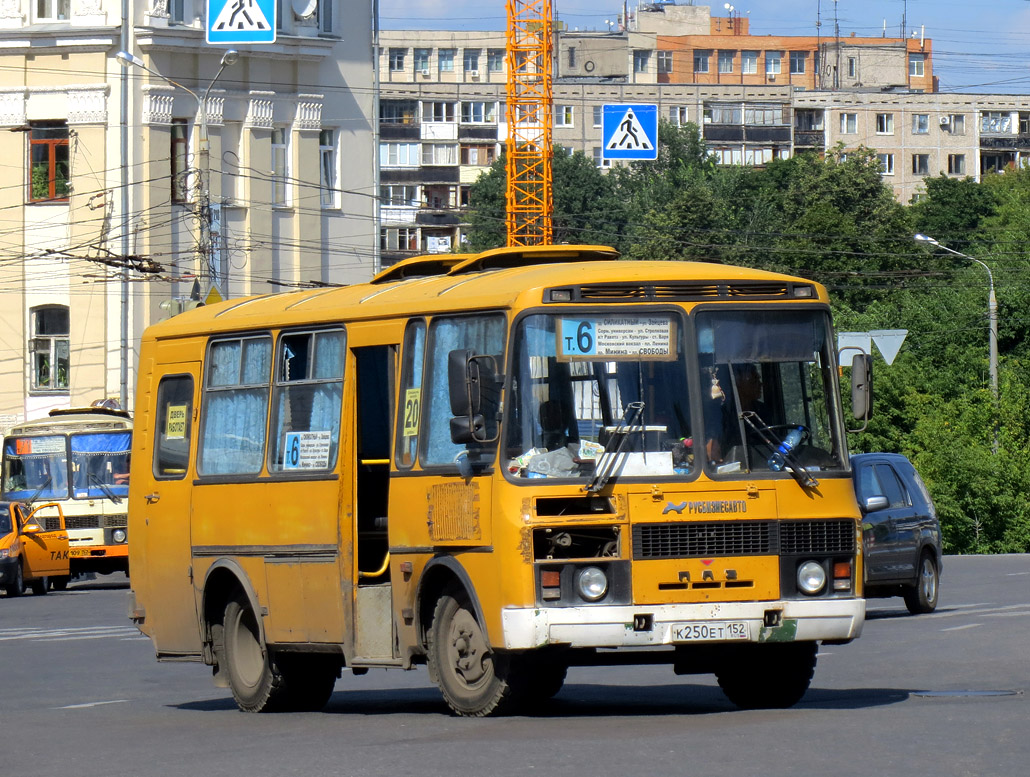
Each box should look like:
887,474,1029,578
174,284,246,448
191,479,346,646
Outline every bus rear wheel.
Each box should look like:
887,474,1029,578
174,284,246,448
428,592,524,716
715,642,818,710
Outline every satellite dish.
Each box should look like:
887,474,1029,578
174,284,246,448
291,0,317,19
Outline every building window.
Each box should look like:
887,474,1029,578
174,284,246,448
742,50,758,74
380,227,419,251
488,49,504,72
657,50,673,74
633,50,650,74
421,144,458,165
981,111,1011,133
948,154,966,175
460,101,497,123
839,112,857,134
35,0,69,20
592,147,611,169
28,121,70,203
744,147,773,165
718,50,734,74
380,184,418,207
765,51,781,75
693,50,710,74
744,106,780,126
460,144,497,166
414,48,430,74
169,0,185,23
388,48,406,72
789,51,807,75
317,0,331,34
463,49,480,73
669,106,688,126
949,114,965,135
909,53,925,77
876,113,894,134
847,57,857,78
878,153,895,175
704,105,742,124
380,142,420,168
593,105,603,127
319,129,336,208
170,119,189,204
30,306,69,392
555,105,574,127
912,114,929,134
271,128,288,206
912,154,930,175
380,100,417,124
795,110,823,131
568,47,576,69
425,102,456,123
439,49,455,73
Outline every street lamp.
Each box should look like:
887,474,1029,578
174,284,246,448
116,49,239,295
914,233,999,402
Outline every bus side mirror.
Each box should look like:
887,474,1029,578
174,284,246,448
850,353,873,420
448,349,500,444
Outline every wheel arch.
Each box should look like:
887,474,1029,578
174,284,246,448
200,559,265,658
414,556,487,651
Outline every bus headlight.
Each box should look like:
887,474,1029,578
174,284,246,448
575,566,608,602
113,529,127,544
797,561,826,595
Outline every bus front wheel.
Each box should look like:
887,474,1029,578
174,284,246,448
715,641,817,710
428,592,523,716
223,596,288,712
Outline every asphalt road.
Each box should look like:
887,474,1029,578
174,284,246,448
2,555,1027,777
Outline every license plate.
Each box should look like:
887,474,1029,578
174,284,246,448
672,621,750,642
69,548,97,557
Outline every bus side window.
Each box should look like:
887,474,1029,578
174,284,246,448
154,375,194,479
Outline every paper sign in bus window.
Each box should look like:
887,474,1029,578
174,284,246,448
166,405,188,439
283,430,332,470
558,316,675,361
403,388,421,437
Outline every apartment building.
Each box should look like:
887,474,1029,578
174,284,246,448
0,0,374,428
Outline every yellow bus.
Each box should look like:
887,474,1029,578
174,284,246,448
128,245,870,715
3,406,131,585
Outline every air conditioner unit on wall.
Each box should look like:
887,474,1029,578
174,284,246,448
468,70,480,79
419,68,430,77
939,115,950,126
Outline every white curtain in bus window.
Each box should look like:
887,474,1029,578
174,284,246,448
200,336,272,475
269,330,345,472
2,435,69,500
70,432,131,498
423,315,505,467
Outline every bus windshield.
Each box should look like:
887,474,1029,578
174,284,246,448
70,431,131,500
2,436,69,501
507,312,694,480
697,308,844,477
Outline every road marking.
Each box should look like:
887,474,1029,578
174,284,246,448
925,604,1029,619
55,700,129,710
0,626,139,642
941,623,981,632
1006,572,1029,576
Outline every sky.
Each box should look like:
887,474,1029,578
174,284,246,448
378,0,1030,94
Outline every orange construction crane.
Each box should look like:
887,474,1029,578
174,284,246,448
505,0,553,246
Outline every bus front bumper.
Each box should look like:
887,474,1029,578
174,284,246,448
501,598,865,650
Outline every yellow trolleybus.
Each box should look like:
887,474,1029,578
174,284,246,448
128,246,871,715
3,406,131,584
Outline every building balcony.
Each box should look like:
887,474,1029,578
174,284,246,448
380,123,420,140
794,130,825,147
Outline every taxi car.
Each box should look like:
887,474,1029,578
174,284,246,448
0,501,69,597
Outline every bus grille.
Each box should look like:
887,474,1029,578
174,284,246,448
780,519,855,555
633,519,854,559
66,515,102,530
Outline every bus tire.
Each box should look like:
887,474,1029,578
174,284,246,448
276,654,338,712
903,552,939,614
428,592,523,716
715,642,817,710
222,596,289,712
4,562,23,597
30,577,48,596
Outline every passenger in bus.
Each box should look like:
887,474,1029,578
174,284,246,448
705,363,770,467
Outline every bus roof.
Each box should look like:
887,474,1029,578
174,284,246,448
7,411,132,436
144,245,828,341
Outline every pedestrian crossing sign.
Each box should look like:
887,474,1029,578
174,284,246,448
602,104,658,160
207,0,277,44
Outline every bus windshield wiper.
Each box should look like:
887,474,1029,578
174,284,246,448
585,401,645,493
26,474,53,505
88,472,122,504
740,412,819,490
